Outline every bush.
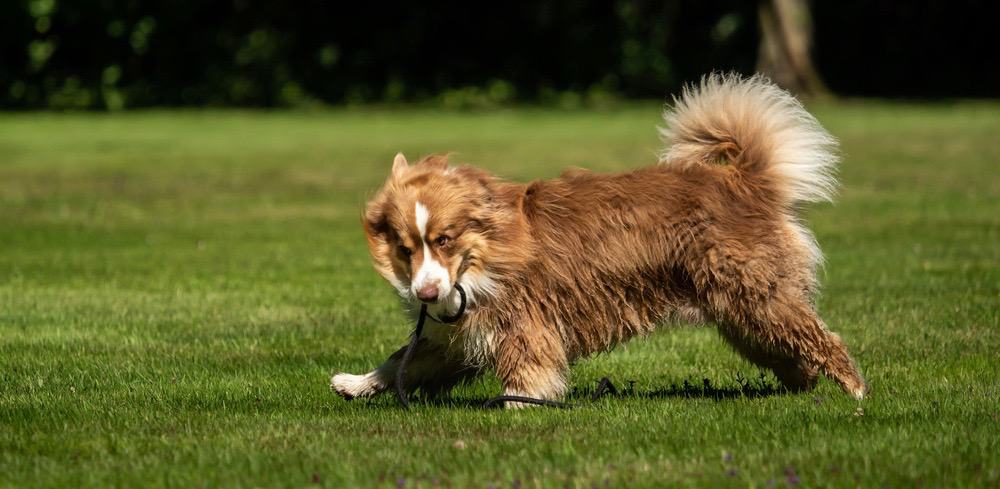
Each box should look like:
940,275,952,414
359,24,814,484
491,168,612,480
0,0,757,109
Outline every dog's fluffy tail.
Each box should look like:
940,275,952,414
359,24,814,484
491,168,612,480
659,73,838,206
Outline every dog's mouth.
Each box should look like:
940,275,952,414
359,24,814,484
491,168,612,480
407,257,471,319
426,282,467,324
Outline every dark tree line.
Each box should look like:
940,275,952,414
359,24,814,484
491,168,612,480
0,0,995,109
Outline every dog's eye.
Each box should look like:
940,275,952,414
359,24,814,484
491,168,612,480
397,245,412,258
435,236,450,247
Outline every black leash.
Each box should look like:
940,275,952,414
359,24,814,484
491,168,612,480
394,284,466,409
481,395,570,409
481,377,618,408
394,283,615,410
393,302,428,409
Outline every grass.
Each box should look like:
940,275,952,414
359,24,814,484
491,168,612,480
1,102,998,488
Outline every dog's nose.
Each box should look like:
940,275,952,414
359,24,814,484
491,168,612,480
416,284,439,302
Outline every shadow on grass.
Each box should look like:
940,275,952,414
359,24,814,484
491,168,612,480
571,372,787,402
399,372,787,409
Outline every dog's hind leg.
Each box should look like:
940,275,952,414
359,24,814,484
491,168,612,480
717,324,819,392
713,290,867,399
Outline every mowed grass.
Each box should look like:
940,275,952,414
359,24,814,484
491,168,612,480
1,102,998,488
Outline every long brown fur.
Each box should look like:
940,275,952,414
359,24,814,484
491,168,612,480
331,74,868,407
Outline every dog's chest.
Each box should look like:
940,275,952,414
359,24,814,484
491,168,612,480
417,318,494,365
458,320,498,368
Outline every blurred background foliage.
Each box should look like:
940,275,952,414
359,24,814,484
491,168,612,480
0,0,995,110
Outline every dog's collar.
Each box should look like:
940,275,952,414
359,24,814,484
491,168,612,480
426,283,467,324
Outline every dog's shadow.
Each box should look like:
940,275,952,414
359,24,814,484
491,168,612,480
571,374,786,402
419,373,787,409
604,376,785,401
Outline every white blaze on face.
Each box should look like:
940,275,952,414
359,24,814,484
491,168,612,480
411,201,451,301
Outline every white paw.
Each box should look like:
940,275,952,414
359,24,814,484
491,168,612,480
330,372,381,400
504,400,537,409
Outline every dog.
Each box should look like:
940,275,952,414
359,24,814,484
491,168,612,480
331,74,868,407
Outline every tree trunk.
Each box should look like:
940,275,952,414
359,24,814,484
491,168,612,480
756,0,831,98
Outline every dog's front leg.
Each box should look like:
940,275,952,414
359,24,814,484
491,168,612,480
493,326,569,408
330,355,396,400
331,338,471,400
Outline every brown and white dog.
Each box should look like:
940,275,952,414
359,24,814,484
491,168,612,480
331,74,868,407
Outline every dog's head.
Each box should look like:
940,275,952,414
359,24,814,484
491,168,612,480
363,153,498,310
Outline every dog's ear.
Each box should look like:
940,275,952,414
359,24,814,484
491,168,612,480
363,198,390,241
391,152,409,178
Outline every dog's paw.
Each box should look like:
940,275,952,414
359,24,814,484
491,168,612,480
497,391,554,409
504,400,538,410
330,372,382,400
330,373,357,400
851,383,869,401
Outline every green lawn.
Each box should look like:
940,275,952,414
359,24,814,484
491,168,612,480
1,103,998,488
